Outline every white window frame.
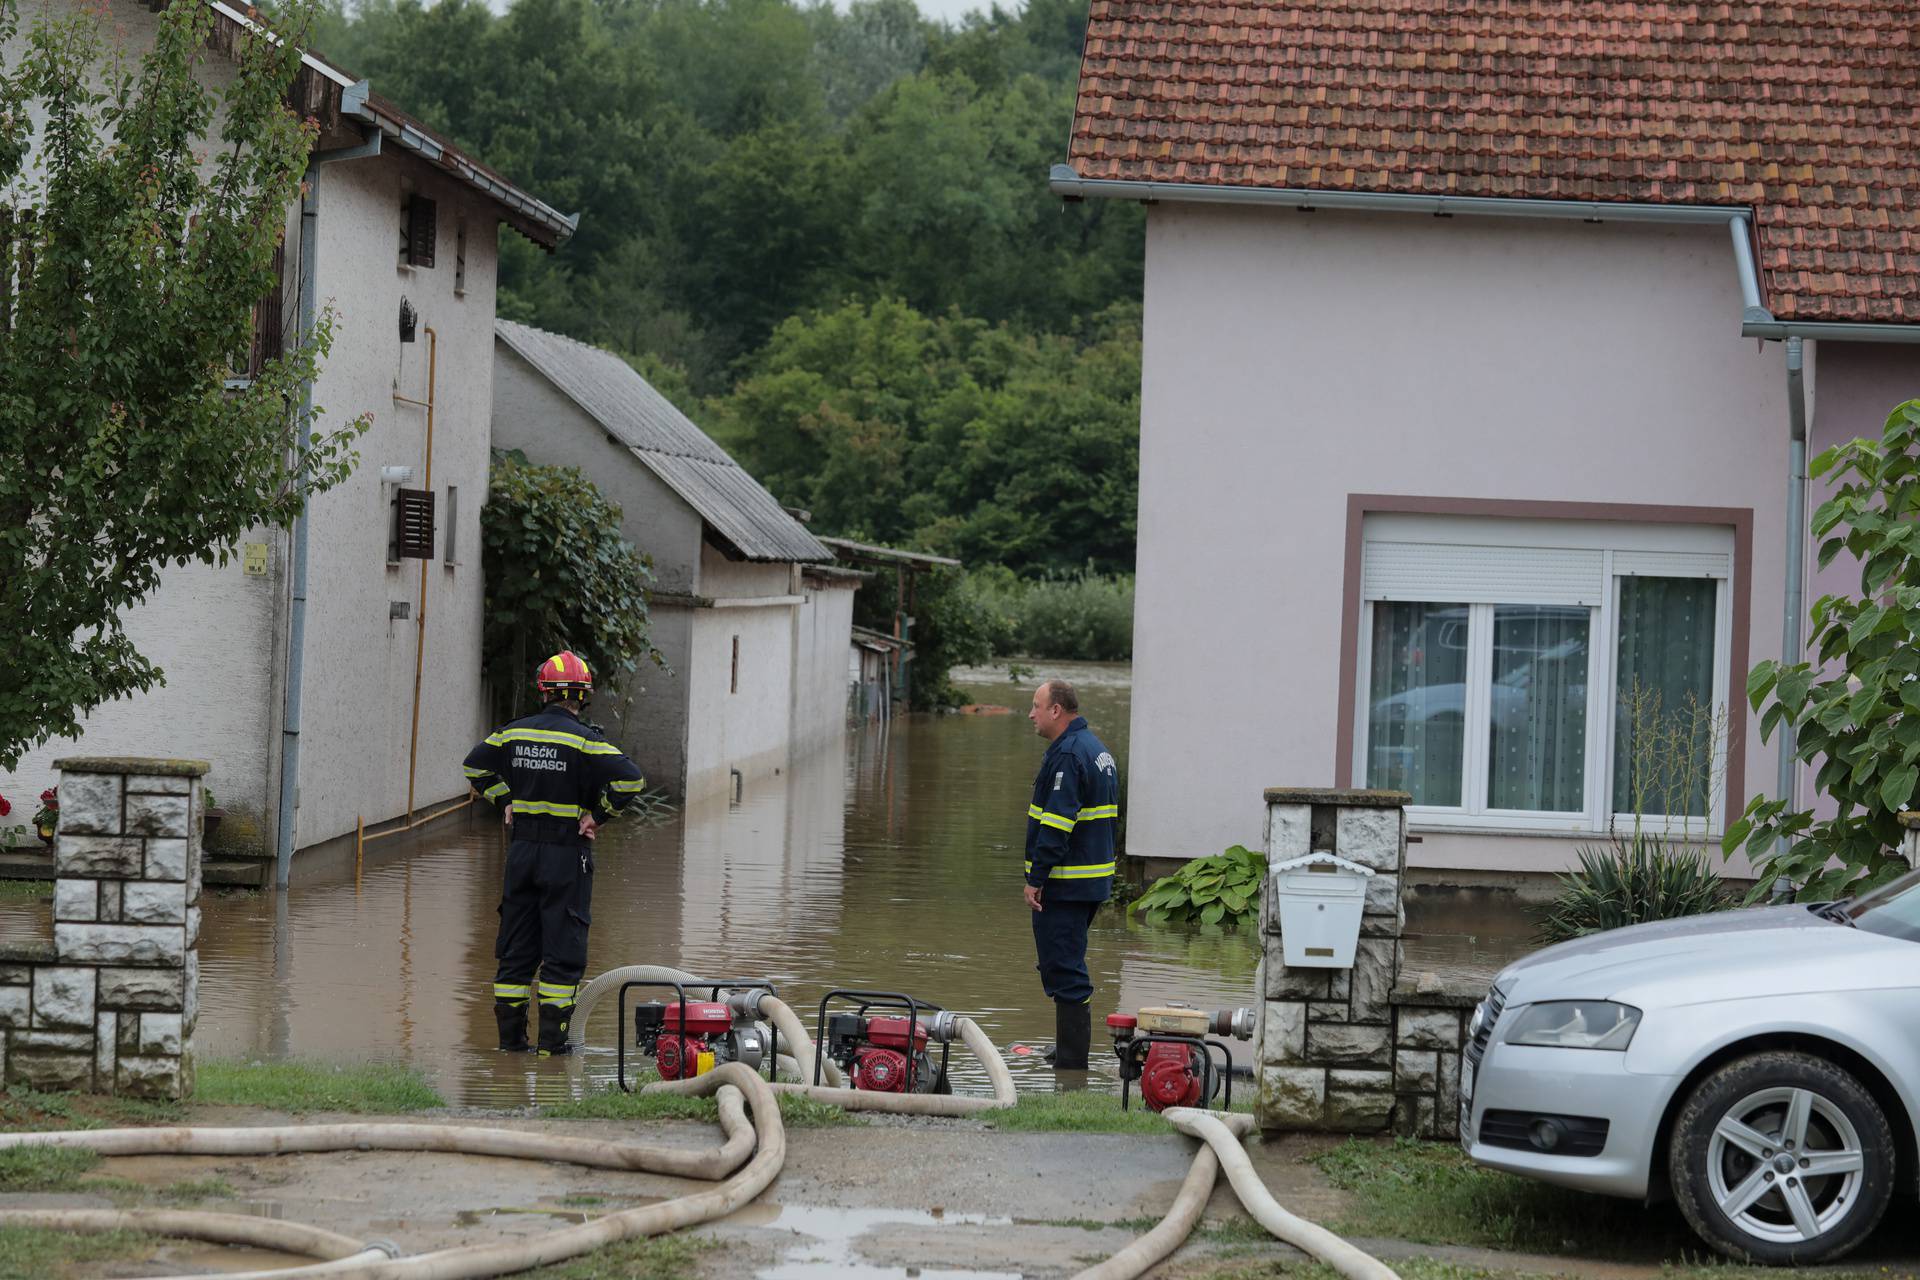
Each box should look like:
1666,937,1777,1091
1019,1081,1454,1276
1352,515,1734,837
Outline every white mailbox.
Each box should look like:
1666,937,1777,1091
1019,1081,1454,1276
1270,851,1373,969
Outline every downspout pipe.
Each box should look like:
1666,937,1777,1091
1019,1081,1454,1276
1778,337,1808,812
275,114,383,889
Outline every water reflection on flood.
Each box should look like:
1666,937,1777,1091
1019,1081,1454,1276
184,666,1272,1106
0,664,1534,1108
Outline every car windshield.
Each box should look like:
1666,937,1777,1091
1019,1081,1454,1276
1842,867,1920,941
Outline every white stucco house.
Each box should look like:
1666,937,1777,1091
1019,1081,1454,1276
0,0,575,882
491,321,855,800
1059,0,1920,876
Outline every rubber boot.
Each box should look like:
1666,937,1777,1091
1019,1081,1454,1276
536,1001,574,1057
1052,1000,1091,1071
494,1001,530,1053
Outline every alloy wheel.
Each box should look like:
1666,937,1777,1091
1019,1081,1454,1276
1706,1085,1866,1245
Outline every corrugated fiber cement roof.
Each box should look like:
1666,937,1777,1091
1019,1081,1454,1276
497,321,830,564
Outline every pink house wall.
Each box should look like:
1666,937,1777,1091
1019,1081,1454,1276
1130,203,1797,874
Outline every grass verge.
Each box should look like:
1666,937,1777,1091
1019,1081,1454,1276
0,879,51,904
0,1144,102,1192
1312,1138,1695,1259
193,1059,443,1113
1195,1260,1914,1280
982,1089,1252,1135
540,1084,852,1129
0,1225,167,1279
0,1084,183,1132
522,1233,710,1279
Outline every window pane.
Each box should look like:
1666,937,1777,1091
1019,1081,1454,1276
1487,606,1589,812
1614,577,1717,817
1367,603,1467,806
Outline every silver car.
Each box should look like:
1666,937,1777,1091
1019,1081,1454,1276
1461,869,1920,1265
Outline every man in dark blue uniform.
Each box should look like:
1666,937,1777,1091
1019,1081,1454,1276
1024,678,1119,1071
463,651,646,1055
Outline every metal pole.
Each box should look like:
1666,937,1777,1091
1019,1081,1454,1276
1777,337,1808,811
404,327,437,823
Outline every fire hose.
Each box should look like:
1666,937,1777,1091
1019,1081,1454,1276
0,976,1396,1279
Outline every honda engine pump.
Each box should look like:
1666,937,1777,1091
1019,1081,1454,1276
1107,1004,1255,1112
825,1008,957,1093
632,989,769,1080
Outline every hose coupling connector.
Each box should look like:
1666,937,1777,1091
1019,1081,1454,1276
726,987,773,1020
927,1010,963,1044
1212,1007,1257,1040
366,1239,404,1259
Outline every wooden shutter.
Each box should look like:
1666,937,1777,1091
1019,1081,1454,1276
247,242,286,376
393,488,436,560
406,195,437,268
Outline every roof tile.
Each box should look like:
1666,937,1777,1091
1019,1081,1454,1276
1068,0,1920,320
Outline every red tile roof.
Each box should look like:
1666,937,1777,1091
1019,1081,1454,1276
1067,0,1920,324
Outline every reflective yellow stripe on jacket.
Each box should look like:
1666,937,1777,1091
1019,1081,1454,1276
484,728,624,756
1023,860,1117,880
1027,803,1118,830
510,800,586,819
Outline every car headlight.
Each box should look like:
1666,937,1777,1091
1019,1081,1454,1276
1502,1001,1641,1051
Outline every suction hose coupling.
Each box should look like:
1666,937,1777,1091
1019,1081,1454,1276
927,1010,962,1044
726,987,774,1020
366,1239,403,1259
1212,1007,1257,1040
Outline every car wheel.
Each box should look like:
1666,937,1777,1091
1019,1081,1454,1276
1669,1051,1894,1265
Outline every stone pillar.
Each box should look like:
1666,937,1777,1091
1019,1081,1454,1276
0,756,206,1099
1255,787,1408,1133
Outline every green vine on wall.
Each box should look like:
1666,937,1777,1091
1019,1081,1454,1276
480,452,660,722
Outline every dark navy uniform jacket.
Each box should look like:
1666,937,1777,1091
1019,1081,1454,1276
1024,716,1119,902
462,704,646,844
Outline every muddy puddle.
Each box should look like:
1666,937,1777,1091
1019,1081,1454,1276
0,661,1532,1108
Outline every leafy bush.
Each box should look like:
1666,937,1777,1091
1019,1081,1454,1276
480,452,658,721
1730,399,1920,901
972,569,1134,661
1129,844,1264,929
1534,835,1729,945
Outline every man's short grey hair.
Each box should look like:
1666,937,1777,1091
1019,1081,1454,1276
1039,679,1079,713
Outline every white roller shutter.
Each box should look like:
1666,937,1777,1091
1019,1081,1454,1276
1362,541,1606,606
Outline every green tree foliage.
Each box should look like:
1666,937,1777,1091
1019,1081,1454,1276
1728,400,1920,900
0,0,368,770
318,0,1147,672
715,298,1140,575
972,568,1133,660
851,564,994,710
480,454,658,721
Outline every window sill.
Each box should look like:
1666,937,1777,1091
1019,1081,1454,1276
1409,822,1725,842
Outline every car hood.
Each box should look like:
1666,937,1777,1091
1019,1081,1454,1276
1493,905,1916,1010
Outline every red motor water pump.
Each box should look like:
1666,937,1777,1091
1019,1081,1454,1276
1107,1004,1256,1112
817,989,958,1094
624,981,774,1090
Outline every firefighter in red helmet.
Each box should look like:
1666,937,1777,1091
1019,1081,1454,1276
462,651,645,1054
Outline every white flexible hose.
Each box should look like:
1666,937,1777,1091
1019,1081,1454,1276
1067,1141,1220,1280
0,1115,756,1180
0,1208,377,1262
1164,1108,1401,1280
754,994,846,1088
75,1064,783,1280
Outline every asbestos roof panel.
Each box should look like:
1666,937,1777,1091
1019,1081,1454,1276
497,321,831,563
1068,0,1920,323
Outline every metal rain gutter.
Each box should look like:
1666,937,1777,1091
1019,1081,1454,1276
1051,166,1920,345
340,82,579,245
1778,337,1808,815
275,124,384,890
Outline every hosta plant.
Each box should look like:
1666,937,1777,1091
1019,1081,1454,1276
1129,844,1264,929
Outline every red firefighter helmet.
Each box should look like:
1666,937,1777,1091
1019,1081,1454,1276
535,650,594,698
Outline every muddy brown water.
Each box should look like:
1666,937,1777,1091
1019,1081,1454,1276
0,663,1530,1108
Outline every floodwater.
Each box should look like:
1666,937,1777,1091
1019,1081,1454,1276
0,661,1529,1108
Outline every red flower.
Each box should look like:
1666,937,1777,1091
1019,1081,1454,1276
0,795,9,817
39,788,56,809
